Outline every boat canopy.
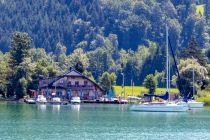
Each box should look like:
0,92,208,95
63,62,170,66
144,92,169,100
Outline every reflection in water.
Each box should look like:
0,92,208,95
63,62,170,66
71,104,80,120
0,103,210,140
52,105,61,111
119,104,128,112
190,108,204,114
71,104,80,112
37,104,47,112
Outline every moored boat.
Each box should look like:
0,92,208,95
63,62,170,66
71,97,81,104
130,102,188,112
120,98,128,104
177,99,204,108
187,100,204,108
130,92,189,112
26,98,36,104
51,97,61,105
36,95,47,104
185,68,204,108
130,25,189,112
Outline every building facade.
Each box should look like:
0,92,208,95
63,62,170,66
38,68,103,100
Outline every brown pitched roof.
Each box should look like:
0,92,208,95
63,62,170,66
62,68,103,91
39,68,103,91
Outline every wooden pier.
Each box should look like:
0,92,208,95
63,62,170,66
83,100,128,104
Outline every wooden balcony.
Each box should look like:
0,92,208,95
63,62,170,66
67,85,95,90
52,83,95,90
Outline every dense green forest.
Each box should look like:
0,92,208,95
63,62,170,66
0,0,210,98
0,0,209,52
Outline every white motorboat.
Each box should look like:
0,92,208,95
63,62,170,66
36,95,47,104
26,98,36,104
51,97,61,104
177,99,204,108
120,99,128,104
187,100,204,108
99,96,109,102
110,97,119,102
71,97,81,104
130,102,188,112
128,96,142,101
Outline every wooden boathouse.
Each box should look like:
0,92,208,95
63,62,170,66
38,68,103,100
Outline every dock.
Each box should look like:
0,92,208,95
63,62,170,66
83,100,128,104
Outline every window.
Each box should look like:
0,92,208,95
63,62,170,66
68,81,71,87
60,80,64,84
75,81,79,87
84,81,88,86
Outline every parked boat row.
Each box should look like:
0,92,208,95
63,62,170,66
25,95,81,105
25,95,128,105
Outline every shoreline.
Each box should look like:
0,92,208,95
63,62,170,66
0,99,210,106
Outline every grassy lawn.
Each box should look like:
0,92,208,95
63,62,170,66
112,86,210,106
112,86,179,98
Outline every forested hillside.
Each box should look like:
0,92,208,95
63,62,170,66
0,0,209,92
0,0,209,52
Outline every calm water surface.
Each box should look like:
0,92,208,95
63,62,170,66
0,102,210,140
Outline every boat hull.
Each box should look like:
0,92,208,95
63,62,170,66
188,102,204,108
26,99,36,104
71,100,81,104
50,102,61,105
130,103,189,112
36,101,47,104
27,101,36,104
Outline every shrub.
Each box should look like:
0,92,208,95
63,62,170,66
197,97,210,106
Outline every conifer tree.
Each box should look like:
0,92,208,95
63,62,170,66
8,32,32,99
181,37,207,66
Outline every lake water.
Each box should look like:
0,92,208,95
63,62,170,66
0,102,210,140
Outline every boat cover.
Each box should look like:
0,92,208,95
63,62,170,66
144,92,169,100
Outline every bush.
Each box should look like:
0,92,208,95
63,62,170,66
197,97,210,106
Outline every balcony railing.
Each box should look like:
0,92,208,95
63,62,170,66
67,85,94,90
52,83,95,90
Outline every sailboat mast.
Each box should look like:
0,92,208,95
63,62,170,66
166,25,169,92
169,55,171,93
193,67,195,96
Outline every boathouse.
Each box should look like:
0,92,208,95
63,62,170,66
38,68,103,100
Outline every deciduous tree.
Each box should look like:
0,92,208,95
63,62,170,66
143,74,157,94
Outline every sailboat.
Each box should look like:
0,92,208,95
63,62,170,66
130,25,189,112
185,68,204,108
